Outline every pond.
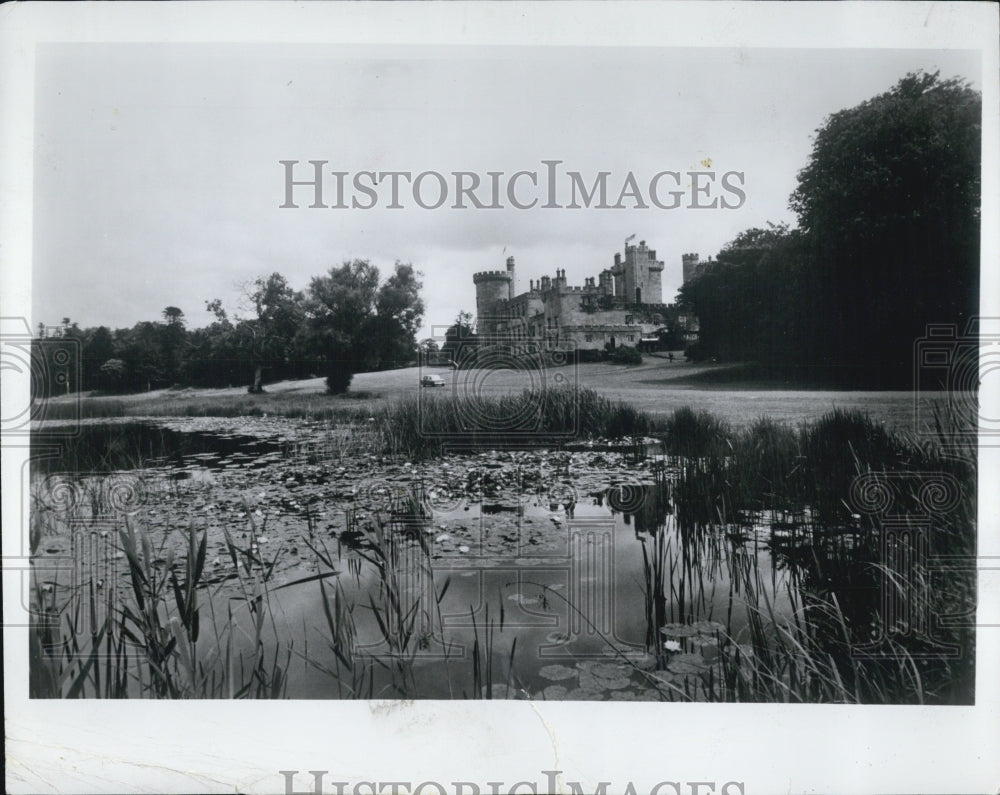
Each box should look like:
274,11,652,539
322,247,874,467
28,418,972,703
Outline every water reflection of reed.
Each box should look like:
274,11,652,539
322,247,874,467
643,406,976,703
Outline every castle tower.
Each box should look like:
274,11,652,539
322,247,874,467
609,240,663,304
598,269,614,296
682,253,701,283
506,256,516,299
473,269,512,328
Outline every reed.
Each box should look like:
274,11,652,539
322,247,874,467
374,385,652,458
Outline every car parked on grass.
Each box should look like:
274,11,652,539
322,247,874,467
420,374,446,388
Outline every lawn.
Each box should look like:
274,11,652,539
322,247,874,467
39,357,944,433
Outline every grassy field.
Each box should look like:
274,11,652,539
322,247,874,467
39,357,943,432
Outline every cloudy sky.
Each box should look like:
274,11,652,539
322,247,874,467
32,43,980,339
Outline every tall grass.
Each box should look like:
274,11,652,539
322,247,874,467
31,512,291,698
35,394,372,423
648,405,976,704
374,386,652,458
662,406,731,460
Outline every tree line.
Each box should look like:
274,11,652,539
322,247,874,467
678,71,981,387
35,260,424,396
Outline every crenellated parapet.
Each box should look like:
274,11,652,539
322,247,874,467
473,270,513,283
681,253,703,283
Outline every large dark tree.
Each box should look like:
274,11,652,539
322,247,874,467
240,273,305,393
160,307,186,385
304,260,381,394
679,71,980,386
372,262,424,368
304,259,427,393
790,70,981,383
678,224,807,366
81,326,114,391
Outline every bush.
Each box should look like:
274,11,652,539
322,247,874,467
325,367,354,395
607,346,642,365
575,349,604,364
684,341,706,362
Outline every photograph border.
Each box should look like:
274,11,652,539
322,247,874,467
3,3,999,793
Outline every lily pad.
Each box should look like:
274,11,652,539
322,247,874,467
541,685,568,700
587,662,631,679
668,653,710,675
691,619,726,635
614,651,658,671
539,664,578,681
580,671,631,691
660,623,698,638
563,687,606,701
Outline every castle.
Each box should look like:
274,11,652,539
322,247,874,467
473,239,696,354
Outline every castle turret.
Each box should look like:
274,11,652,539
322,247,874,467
473,269,513,327
506,256,516,299
598,268,614,296
682,253,701,283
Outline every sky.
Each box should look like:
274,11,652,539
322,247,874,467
32,43,981,340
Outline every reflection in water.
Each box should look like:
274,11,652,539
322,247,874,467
30,421,974,702
265,481,798,700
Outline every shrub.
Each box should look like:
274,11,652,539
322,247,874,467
607,346,643,365
326,367,354,395
575,349,604,364
684,341,706,361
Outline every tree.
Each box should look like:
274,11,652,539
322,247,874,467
99,358,126,392
677,71,980,386
205,298,228,323
790,70,980,383
159,307,187,385
120,321,167,391
162,306,185,326
441,310,477,367
304,259,380,393
82,326,115,391
304,259,425,393
239,273,305,393
677,224,806,365
372,262,425,368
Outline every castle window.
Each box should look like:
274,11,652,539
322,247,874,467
627,334,635,342
584,333,594,342
625,315,634,325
